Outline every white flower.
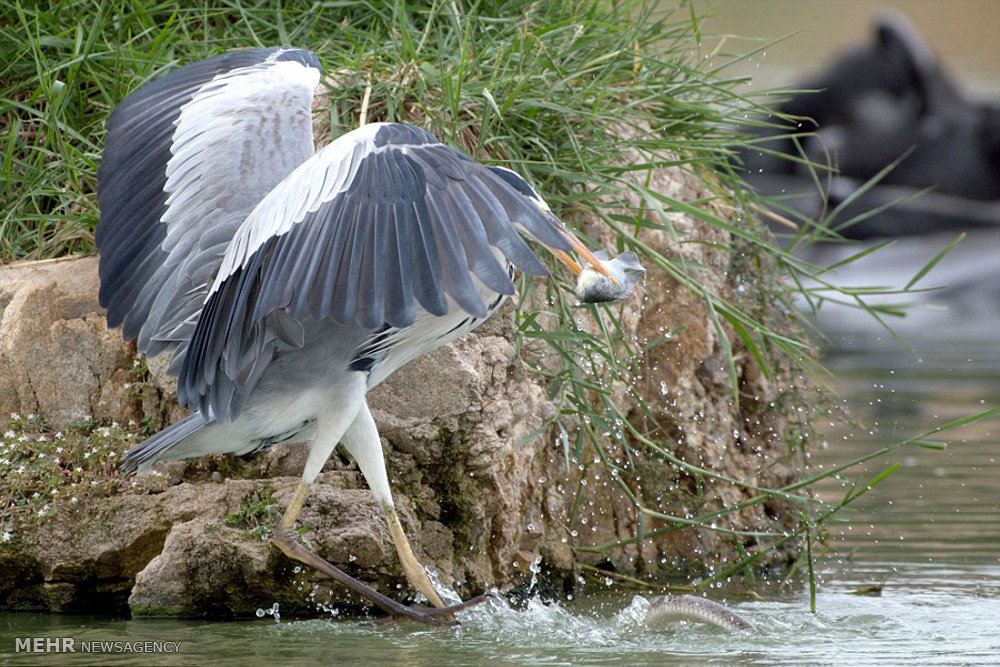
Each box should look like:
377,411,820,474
0,531,12,543
3,430,15,439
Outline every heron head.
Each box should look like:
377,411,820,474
487,166,617,283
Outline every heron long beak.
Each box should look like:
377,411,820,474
550,229,618,285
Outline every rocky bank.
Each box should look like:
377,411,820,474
0,162,807,616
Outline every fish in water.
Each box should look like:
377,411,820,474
574,250,645,303
644,594,753,632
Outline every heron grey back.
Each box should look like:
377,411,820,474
177,122,573,421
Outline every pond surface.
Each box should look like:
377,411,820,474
2,559,999,667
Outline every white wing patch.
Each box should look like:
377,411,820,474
162,59,320,257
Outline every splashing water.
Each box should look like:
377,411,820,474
421,566,464,607
527,555,543,595
255,602,280,621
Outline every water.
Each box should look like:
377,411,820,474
818,326,1000,566
701,0,1000,96
3,567,999,666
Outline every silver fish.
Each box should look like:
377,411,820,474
645,594,753,632
574,250,645,304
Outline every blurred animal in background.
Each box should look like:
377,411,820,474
740,10,1000,240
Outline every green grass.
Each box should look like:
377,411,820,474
2,0,989,594
224,484,280,540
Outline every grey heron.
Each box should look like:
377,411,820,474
98,47,616,625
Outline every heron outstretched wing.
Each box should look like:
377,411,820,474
180,122,574,420
96,47,322,362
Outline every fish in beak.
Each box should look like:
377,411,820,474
573,250,645,303
484,165,637,296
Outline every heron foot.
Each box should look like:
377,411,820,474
273,524,487,628
369,592,493,627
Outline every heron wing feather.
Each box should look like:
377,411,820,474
96,48,322,366
181,122,571,420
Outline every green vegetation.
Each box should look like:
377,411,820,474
224,485,280,540
3,0,992,599
0,413,145,524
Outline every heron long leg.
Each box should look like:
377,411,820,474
340,402,453,615
270,381,477,626
382,503,448,609
273,480,477,626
